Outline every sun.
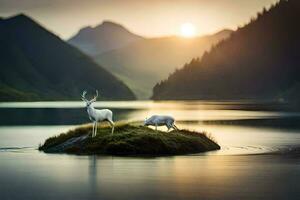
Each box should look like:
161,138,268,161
180,23,196,38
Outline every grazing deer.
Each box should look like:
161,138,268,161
144,115,179,131
81,90,114,137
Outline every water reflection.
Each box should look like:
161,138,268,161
0,108,133,125
0,100,295,110
1,101,300,126
89,155,99,197
1,151,298,200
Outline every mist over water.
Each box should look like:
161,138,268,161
1,101,300,200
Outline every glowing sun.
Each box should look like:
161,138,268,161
180,23,196,38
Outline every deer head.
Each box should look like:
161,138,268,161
81,90,98,107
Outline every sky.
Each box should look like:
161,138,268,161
0,0,278,39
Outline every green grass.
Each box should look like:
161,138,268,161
39,122,220,156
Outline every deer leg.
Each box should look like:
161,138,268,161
155,124,158,131
94,122,98,137
166,123,173,132
92,122,95,137
173,124,179,131
108,120,114,134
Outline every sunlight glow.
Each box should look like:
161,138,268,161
180,23,196,37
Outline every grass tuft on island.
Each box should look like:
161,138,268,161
39,122,220,156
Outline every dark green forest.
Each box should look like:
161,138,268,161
0,14,135,101
152,0,300,103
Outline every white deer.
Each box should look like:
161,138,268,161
144,115,179,132
81,90,114,137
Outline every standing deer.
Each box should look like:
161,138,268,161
81,90,114,137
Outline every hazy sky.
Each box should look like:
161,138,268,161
0,0,278,39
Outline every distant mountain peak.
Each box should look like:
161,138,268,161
68,20,144,56
101,20,124,27
206,29,233,40
89,20,131,34
3,13,42,29
77,26,93,34
77,20,127,33
214,29,233,35
6,13,32,22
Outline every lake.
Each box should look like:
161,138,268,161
1,101,300,200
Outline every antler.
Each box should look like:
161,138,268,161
91,90,98,101
81,90,87,101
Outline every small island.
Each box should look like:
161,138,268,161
39,123,220,156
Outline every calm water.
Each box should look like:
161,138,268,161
0,101,300,200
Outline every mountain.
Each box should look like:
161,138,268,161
0,14,135,101
94,29,232,99
152,0,300,103
68,21,144,56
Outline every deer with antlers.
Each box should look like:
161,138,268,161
81,90,115,137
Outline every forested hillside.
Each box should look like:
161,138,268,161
152,0,300,103
0,14,135,101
